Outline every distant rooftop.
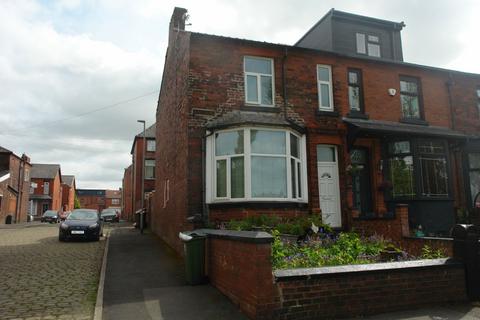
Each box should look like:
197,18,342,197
77,189,105,196
136,123,156,139
61,175,75,186
31,164,61,179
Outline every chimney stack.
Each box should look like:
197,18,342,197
170,7,188,32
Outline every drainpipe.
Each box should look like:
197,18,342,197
446,73,464,209
282,47,289,121
201,130,214,225
15,156,25,223
446,73,456,130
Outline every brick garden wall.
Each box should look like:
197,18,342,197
272,260,466,319
201,229,466,320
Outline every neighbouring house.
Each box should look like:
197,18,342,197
122,165,133,221
76,189,106,212
105,189,122,210
0,146,32,224
129,123,156,215
29,163,62,217
152,7,480,255
61,175,76,212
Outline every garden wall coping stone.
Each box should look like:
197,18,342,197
274,258,461,281
192,228,274,244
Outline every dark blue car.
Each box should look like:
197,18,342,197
59,209,103,242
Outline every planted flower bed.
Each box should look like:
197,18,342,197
218,214,446,269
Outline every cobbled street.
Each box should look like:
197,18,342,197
0,223,108,320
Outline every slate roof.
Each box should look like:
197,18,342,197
29,194,52,200
205,110,305,132
31,164,61,179
0,146,12,154
136,123,156,138
343,118,467,139
61,175,75,186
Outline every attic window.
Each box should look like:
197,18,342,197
356,33,381,58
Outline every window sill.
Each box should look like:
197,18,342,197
208,201,308,209
399,118,429,126
242,105,280,113
316,110,339,117
346,112,369,120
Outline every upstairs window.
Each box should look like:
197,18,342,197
348,69,364,113
43,182,49,195
356,33,381,57
400,77,423,120
147,140,156,152
145,159,155,179
317,65,333,111
207,127,307,202
244,57,274,106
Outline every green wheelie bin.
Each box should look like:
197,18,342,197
179,232,206,285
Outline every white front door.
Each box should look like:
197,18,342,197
317,145,341,228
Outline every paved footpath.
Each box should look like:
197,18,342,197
102,225,247,320
0,223,106,320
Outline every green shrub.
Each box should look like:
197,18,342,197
272,231,388,269
421,245,446,259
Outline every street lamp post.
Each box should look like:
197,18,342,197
137,120,146,234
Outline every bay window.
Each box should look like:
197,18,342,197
207,127,307,203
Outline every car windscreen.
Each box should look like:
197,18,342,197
44,211,57,216
101,210,115,216
67,210,98,220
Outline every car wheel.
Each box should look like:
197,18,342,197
59,235,66,242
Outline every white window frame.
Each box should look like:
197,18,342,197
145,159,155,179
206,127,308,203
43,182,49,195
146,139,156,152
244,56,275,107
317,65,334,111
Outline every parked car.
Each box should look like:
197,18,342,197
101,208,120,223
41,210,59,223
59,209,103,242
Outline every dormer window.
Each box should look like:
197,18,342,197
356,33,381,58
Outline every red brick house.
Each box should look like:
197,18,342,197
105,189,122,210
152,7,480,254
61,175,76,212
129,123,156,214
122,165,133,221
0,146,32,224
29,164,62,216
76,189,105,212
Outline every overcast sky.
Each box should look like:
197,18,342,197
0,0,478,190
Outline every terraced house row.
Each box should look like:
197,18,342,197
151,7,480,254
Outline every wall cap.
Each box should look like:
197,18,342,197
274,258,461,281
194,228,274,244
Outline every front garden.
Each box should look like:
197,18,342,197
214,214,446,269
